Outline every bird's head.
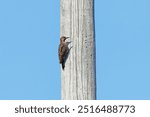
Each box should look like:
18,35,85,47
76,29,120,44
60,36,69,42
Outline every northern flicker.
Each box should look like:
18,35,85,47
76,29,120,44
58,36,69,70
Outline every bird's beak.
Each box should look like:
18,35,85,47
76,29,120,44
66,37,70,39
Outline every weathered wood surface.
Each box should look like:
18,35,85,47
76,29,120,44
60,0,96,100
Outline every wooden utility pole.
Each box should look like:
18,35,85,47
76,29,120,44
60,0,96,100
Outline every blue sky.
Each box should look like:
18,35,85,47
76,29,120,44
0,0,150,100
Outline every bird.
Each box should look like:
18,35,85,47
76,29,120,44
58,36,70,70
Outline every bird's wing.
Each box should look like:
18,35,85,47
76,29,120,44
58,44,68,63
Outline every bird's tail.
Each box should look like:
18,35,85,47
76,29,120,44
62,62,65,70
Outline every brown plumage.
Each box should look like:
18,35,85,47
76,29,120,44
58,36,69,70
